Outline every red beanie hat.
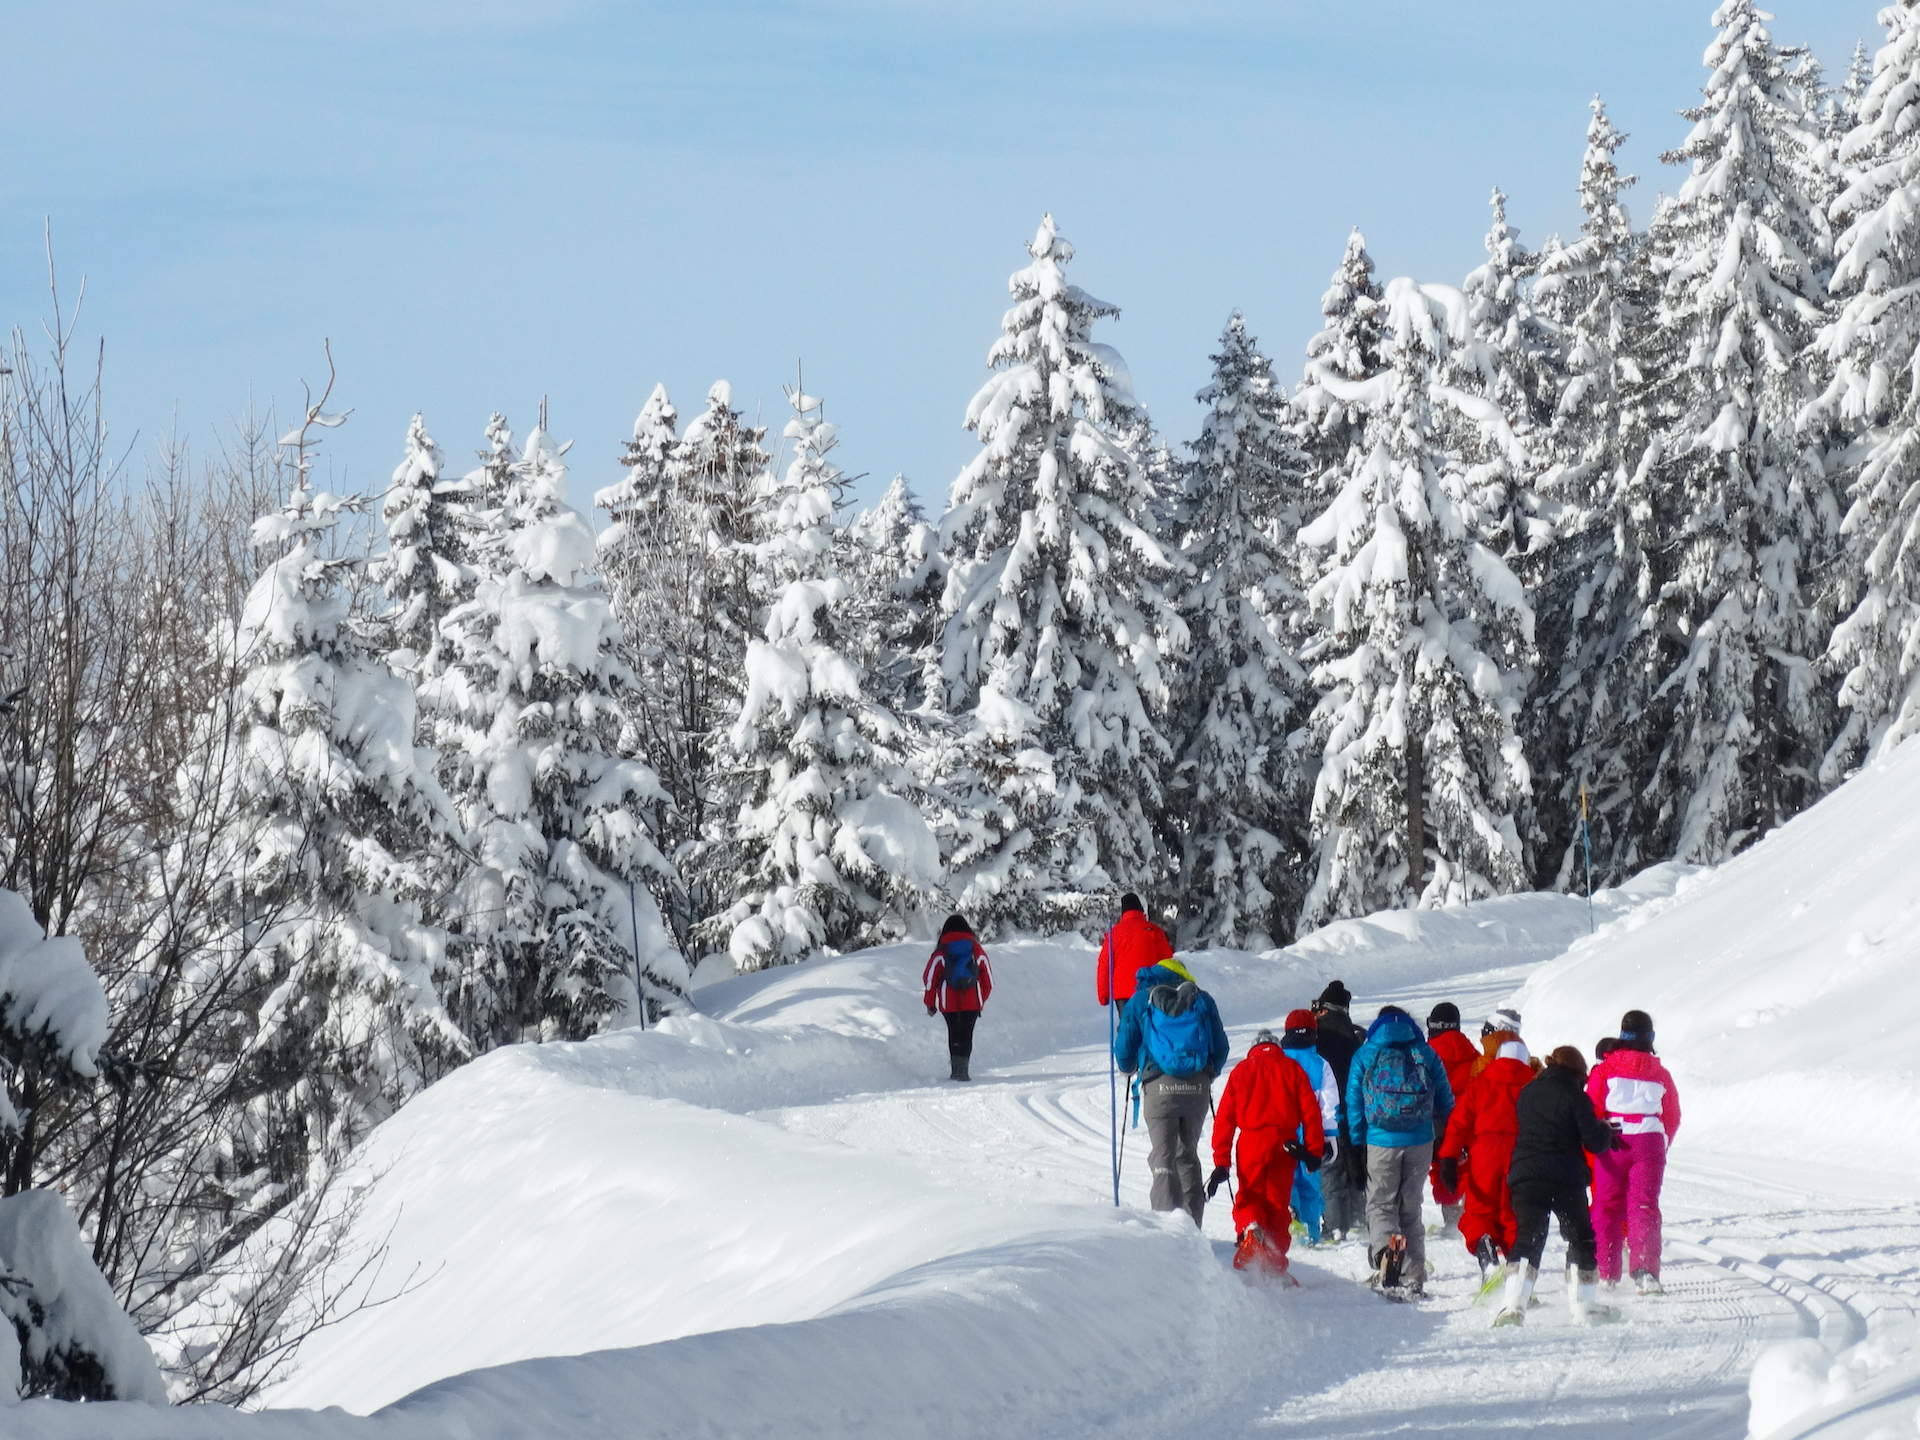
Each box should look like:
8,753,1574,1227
1283,1008,1317,1045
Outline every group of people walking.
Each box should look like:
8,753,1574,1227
922,898,1683,1325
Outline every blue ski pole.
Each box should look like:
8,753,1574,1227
1105,926,1119,1206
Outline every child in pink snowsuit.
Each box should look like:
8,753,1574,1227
1586,1009,1680,1290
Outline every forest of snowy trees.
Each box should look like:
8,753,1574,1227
6,0,1920,1400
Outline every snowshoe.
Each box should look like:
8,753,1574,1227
1633,1270,1664,1297
1570,1268,1622,1324
1475,1235,1500,1280
1492,1306,1525,1328
1473,1263,1509,1306
1376,1233,1406,1291
1233,1228,1295,1283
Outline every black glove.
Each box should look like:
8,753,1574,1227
1205,1165,1231,1198
1284,1140,1323,1173
926,1005,936,1017
1438,1156,1460,1191
1347,1142,1368,1186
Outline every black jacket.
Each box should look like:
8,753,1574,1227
1315,1007,1365,1154
1508,1064,1617,1190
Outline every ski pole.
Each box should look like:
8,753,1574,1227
1116,1075,1132,1194
1106,928,1119,1207
1206,1090,1234,1204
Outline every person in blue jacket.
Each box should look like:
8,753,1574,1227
1114,957,1231,1225
1347,1005,1455,1296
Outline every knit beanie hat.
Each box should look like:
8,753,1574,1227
1315,980,1352,1010
1120,892,1144,913
1548,1045,1589,1078
1427,1002,1462,1032
1619,1009,1655,1051
1284,1008,1317,1046
1483,1006,1522,1036
940,913,972,937
1252,1028,1281,1050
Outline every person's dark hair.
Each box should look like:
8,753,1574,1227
1619,1009,1656,1052
1548,1045,1589,1079
1377,1005,1407,1021
1595,1036,1619,1060
940,913,972,937
1119,892,1144,913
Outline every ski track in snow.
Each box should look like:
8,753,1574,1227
753,963,1920,1440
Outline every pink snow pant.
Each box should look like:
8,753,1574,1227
1591,1130,1666,1281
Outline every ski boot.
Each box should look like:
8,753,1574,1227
1632,1269,1664,1296
1493,1260,1537,1328
1570,1266,1621,1324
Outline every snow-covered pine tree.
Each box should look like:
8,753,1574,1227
1525,97,1668,889
1635,0,1840,864
218,401,468,1177
1294,230,1391,516
928,215,1181,933
845,474,939,720
372,414,467,664
1296,278,1534,929
1439,189,1558,565
431,414,685,1043
1806,3,1920,769
1169,312,1313,950
711,388,940,968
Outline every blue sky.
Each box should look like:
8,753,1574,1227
0,1,1874,514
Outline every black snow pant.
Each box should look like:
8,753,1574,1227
1141,1075,1210,1226
943,1009,979,1058
1510,1176,1597,1272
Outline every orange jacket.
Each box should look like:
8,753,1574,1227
1212,1042,1326,1171
1095,911,1174,1006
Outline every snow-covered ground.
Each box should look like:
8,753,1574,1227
14,741,1920,1439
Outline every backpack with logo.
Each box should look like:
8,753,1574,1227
1142,983,1212,1077
1363,1043,1434,1133
942,937,977,992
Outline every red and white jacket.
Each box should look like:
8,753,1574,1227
924,930,993,1014
1586,1047,1681,1141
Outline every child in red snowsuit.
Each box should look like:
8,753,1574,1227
1437,1032,1537,1274
1206,1027,1326,1276
1424,1003,1480,1229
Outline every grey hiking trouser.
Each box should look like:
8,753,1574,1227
1141,1075,1211,1225
1321,1149,1364,1237
1366,1141,1431,1276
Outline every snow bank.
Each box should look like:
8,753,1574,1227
1514,737,1920,1180
1747,1327,1920,1439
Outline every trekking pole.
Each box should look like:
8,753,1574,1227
1580,785,1594,935
1206,1091,1235,1204
1106,927,1119,1207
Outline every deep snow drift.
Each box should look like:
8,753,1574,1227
12,741,1920,1438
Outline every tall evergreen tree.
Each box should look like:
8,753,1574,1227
928,214,1181,932
713,388,939,967
1294,230,1390,516
1808,1,1920,769
1169,313,1313,949
430,416,684,1042
1637,0,1839,864
1526,97,1666,888
1297,279,1534,928
218,413,466,1178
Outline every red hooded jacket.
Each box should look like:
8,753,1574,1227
1095,911,1174,1006
1212,1041,1327,1172
924,928,993,1014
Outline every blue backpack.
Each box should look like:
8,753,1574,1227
1362,1043,1434,1133
943,937,977,991
1142,984,1211,1077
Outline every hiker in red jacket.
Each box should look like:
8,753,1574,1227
1206,1027,1327,1278
924,914,992,1083
1424,1002,1479,1234
1437,1023,1537,1280
1094,893,1173,1010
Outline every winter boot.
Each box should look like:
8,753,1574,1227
1441,1201,1465,1236
1233,1227,1267,1271
1570,1267,1620,1324
1373,1233,1406,1290
1633,1269,1663,1296
1475,1235,1499,1281
1493,1261,1537,1328
950,1054,970,1082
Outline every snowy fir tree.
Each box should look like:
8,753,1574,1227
1808,3,1920,772
927,214,1182,933
371,413,469,665
1296,278,1535,929
710,387,939,968
216,416,468,1178
1525,97,1668,888
1635,0,1840,865
1293,229,1390,516
844,473,939,720
429,414,685,1043
1167,312,1313,950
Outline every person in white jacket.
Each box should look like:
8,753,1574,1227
1279,1008,1341,1244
